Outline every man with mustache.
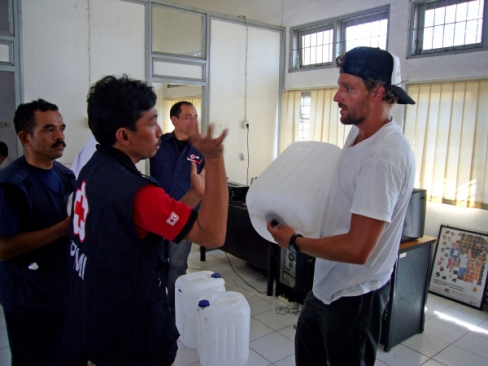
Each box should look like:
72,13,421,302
268,47,416,366
0,99,76,366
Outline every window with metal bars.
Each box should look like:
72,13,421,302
290,6,389,71
410,0,486,56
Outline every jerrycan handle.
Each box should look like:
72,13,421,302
214,296,238,306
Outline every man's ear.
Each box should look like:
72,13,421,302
370,85,386,103
115,128,131,146
18,131,31,146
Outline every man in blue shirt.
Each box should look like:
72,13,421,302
150,101,204,318
0,99,76,366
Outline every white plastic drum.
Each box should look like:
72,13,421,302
246,141,342,242
175,271,226,348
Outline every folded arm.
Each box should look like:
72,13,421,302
0,217,70,261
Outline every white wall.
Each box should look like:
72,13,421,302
209,19,281,185
425,202,488,238
167,0,284,25
22,0,145,167
22,0,90,165
282,0,488,239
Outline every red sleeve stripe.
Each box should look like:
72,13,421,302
133,185,196,241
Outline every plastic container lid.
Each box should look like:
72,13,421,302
198,299,210,308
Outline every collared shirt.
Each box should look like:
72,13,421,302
149,132,204,200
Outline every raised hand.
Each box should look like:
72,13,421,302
188,121,227,160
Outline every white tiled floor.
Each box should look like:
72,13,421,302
1,244,488,366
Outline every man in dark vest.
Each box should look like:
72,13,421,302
62,75,228,366
150,101,204,319
0,99,76,366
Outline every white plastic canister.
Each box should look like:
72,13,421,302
197,291,250,366
175,271,226,348
246,141,342,242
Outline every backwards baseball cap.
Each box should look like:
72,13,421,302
341,47,415,105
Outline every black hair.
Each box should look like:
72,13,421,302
0,141,8,157
169,101,194,119
13,99,59,135
87,75,157,146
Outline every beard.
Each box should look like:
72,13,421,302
341,110,365,126
338,95,370,126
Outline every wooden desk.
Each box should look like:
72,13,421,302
381,236,436,351
200,202,277,296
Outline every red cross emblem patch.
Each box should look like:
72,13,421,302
73,181,89,242
166,212,179,226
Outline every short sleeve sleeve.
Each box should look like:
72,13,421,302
132,185,197,242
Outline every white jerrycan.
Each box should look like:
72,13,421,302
175,271,226,348
197,291,250,366
246,141,342,242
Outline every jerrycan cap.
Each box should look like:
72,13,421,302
198,299,210,308
211,273,222,278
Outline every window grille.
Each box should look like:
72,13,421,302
411,0,486,56
291,6,389,70
341,10,389,52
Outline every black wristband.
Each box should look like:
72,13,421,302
288,233,303,254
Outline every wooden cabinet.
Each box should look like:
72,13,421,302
381,236,436,351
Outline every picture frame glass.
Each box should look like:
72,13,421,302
429,225,488,310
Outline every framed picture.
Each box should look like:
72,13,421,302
429,225,488,310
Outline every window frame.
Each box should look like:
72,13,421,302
408,0,488,58
295,23,334,69
289,5,390,72
0,0,14,36
151,3,207,60
0,0,22,158
340,11,389,53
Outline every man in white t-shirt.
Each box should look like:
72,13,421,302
267,47,416,366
